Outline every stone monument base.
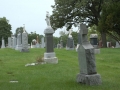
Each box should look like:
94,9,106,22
66,47,74,50
15,45,22,50
94,49,100,54
20,49,29,52
44,52,58,64
76,73,102,85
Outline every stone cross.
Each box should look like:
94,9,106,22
76,24,101,85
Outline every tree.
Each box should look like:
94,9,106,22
51,0,108,47
0,17,12,46
98,1,120,44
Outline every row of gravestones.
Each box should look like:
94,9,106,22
31,37,45,48
44,11,101,85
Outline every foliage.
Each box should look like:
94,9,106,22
51,0,103,30
0,17,12,46
98,1,120,43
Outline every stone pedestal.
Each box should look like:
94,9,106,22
77,24,101,85
77,74,102,85
43,26,58,64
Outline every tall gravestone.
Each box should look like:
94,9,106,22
21,25,29,52
1,37,5,48
12,35,16,49
60,38,63,48
90,34,100,54
66,28,74,50
76,24,101,85
15,29,22,50
8,37,12,48
36,36,40,48
41,37,45,48
43,11,58,64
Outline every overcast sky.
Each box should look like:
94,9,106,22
0,0,66,37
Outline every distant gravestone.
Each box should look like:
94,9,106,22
12,35,16,49
66,28,74,50
1,37,5,48
57,41,61,49
76,24,101,85
116,41,120,48
43,11,58,64
41,37,45,48
90,34,100,54
21,25,29,52
15,30,22,50
8,37,12,48
60,38,63,48
31,39,36,48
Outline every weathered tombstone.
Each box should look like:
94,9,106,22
60,37,63,48
66,28,74,50
8,37,12,48
15,29,22,50
90,34,100,54
1,37,5,48
41,37,45,48
57,41,61,49
36,36,40,48
43,11,58,64
76,24,101,85
76,44,79,52
115,41,120,48
31,39,36,48
12,35,16,49
20,25,29,52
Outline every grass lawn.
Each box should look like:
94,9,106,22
0,48,120,90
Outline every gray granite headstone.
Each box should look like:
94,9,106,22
15,31,22,50
20,25,29,52
12,35,16,49
8,37,12,48
43,11,58,64
90,34,100,54
76,24,101,85
1,37,5,48
41,37,45,48
60,38,63,48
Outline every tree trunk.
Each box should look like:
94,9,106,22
101,32,107,48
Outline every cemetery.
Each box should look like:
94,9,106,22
0,0,120,90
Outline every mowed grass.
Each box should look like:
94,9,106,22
0,48,120,90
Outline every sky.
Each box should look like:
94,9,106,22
0,0,67,37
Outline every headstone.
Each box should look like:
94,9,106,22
90,34,100,54
36,36,40,48
41,37,45,48
12,35,16,49
116,41,120,48
31,39,36,48
43,11,58,64
1,37,5,48
76,24,101,85
20,25,29,52
57,41,61,49
15,29,22,50
8,37,12,48
66,28,74,50
60,38,63,48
